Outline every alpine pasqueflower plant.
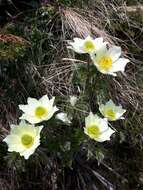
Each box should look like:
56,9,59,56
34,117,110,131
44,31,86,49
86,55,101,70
19,95,58,124
84,112,115,142
99,99,126,121
3,120,43,159
91,45,130,76
68,35,107,54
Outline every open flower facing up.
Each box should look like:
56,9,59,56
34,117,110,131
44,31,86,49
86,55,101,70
84,112,115,142
99,100,126,121
91,45,130,76
3,121,43,159
19,95,58,124
68,36,107,54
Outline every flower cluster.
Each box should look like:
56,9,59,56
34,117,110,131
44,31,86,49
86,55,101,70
69,35,130,76
68,36,128,142
84,100,126,142
3,35,128,161
3,95,58,159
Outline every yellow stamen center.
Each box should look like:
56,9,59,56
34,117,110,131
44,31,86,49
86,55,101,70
105,109,116,120
87,125,100,138
84,40,95,52
98,56,113,71
21,134,34,148
35,106,47,118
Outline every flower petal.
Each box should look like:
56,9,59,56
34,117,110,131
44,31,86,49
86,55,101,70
19,105,35,115
27,97,39,106
111,58,130,73
94,37,108,50
20,114,41,124
35,125,44,135
107,46,121,62
39,95,49,104
68,38,85,54
3,135,21,144
97,127,115,142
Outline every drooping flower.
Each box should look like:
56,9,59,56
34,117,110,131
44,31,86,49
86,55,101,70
19,95,58,124
84,112,115,142
91,45,130,76
69,96,77,107
99,100,126,121
3,121,43,159
68,35,107,54
56,113,71,124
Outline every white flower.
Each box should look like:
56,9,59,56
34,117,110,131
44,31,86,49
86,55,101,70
68,36,107,54
56,113,71,124
84,112,115,142
19,95,58,124
91,45,130,76
99,100,126,121
3,121,43,159
70,96,77,107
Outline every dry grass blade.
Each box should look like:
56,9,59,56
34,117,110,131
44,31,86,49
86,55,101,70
60,7,113,44
92,170,114,190
118,5,143,12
